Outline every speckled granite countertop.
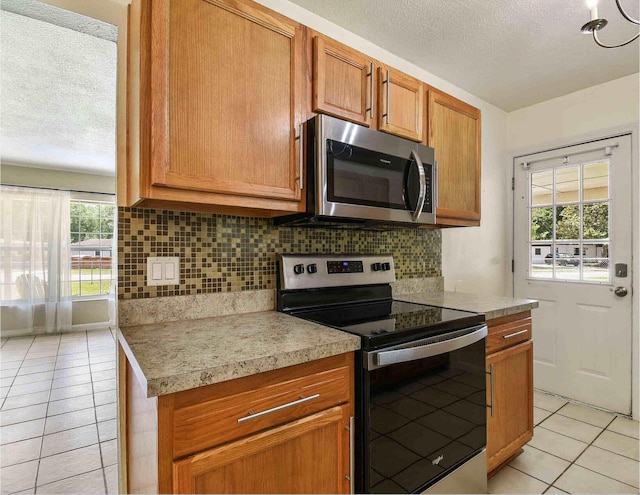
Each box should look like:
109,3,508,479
397,291,539,320
118,311,360,397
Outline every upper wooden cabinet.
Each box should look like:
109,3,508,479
125,0,306,216
378,67,424,142
427,88,481,226
124,0,481,222
311,35,423,142
312,36,374,127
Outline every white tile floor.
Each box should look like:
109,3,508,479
2,331,638,495
489,390,640,494
0,329,117,495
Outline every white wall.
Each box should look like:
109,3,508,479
506,73,640,419
1,164,116,194
507,74,639,151
255,0,511,297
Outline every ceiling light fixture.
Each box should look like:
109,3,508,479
581,0,639,48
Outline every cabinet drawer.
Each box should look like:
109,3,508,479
172,363,351,458
487,313,532,354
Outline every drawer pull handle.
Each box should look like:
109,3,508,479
237,393,320,424
502,329,529,339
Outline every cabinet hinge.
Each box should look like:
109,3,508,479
511,177,515,191
511,259,515,273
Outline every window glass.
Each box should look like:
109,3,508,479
529,161,611,283
555,205,579,240
531,170,553,206
583,202,608,240
583,243,610,282
70,200,115,298
531,207,553,241
583,161,609,201
555,166,580,203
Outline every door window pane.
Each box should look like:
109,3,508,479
583,243,610,282
555,205,579,240
583,161,609,201
531,207,553,241
551,244,580,281
531,244,552,279
531,170,553,206
555,166,580,203
583,202,608,240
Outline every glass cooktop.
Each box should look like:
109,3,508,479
291,300,484,348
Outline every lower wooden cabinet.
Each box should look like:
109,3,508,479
173,405,351,493
119,348,354,494
486,312,534,475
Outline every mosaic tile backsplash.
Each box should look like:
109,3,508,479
118,207,441,299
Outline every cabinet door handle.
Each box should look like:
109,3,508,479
382,69,390,124
297,124,304,190
366,62,374,119
502,329,529,339
237,393,320,423
486,364,495,417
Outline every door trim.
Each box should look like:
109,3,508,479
508,122,639,420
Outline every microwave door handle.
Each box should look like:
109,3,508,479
410,149,426,222
434,159,438,211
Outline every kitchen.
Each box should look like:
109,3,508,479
1,0,638,494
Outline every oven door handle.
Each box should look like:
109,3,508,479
365,325,487,370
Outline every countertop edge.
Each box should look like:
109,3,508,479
484,301,539,320
144,337,360,397
116,330,150,396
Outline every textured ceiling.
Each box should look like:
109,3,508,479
287,0,639,111
0,8,117,176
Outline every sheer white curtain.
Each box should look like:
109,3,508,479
1,186,72,334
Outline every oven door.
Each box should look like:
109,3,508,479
314,114,436,225
359,325,487,494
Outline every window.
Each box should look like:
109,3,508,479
534,248,541,255
529,160,610,282
70,200,115,298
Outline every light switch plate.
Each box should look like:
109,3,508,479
146,256,180,286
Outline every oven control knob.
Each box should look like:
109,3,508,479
371,262,382,272
381,262,391,271
307,263,317,274
293,263,305,275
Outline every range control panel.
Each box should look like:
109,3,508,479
278,254,396,291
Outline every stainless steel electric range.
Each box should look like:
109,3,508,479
277,254,488,494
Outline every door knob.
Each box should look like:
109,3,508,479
614,287,628,297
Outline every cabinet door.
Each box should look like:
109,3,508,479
428,88,481,226
149,0,304,202
313,37,374,127
486,340,534,474
377,68,423,142
173,405,352,494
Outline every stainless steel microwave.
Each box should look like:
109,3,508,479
275,115,437,228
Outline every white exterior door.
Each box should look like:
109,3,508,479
513,134,633,414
